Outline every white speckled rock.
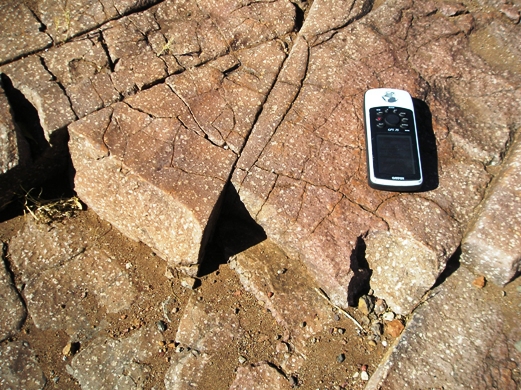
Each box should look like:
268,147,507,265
0,3,51,64
0,341,46,390
365,266,519,390
68,41,287,274
67,325,162,390
461,137,521,286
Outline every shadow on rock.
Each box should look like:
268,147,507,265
198,184,267,277
414,98,439,192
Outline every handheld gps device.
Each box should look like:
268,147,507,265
364,88,423,191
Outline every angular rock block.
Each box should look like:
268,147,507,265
69,42,286,274
69,98,235,275
461,138,521,286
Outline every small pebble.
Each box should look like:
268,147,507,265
353,372,359,378
371,322,383,336
382,340,388,347
300,321,306,328
361,371,369,381
337,328,345,335
289,376,298,387
180,276,197,290
333,314,341,321
53,377,60,383
472,275,486,289
367,340,377,347
336,353,345,363
382,312,395,321
238,356,247,364
156,320,167,332
267,291,274,298
175,346,184,353
277,268,287,275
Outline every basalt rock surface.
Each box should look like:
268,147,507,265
1,0,521,388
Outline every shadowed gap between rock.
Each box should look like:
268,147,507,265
431,246,461,289
0,75,75,219
198,184,267,277
347,234,372,307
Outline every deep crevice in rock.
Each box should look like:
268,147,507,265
431,246,461,289
198,184,267,277
347,235,372,307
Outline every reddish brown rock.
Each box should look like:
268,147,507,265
385,319,405,338
0,3,52,64
37,0,163,43
9,218,135,337
69,97,235,274
233,0,520,313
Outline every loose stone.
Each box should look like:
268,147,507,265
472,275,486,289
337,353,345,363
361,371,369,381
358,295,374,315
386,319,405,338
382,312,395,321
156,320,167,332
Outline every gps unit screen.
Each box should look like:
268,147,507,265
377,135,415,176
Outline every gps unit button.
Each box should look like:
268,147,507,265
384,113,400,126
